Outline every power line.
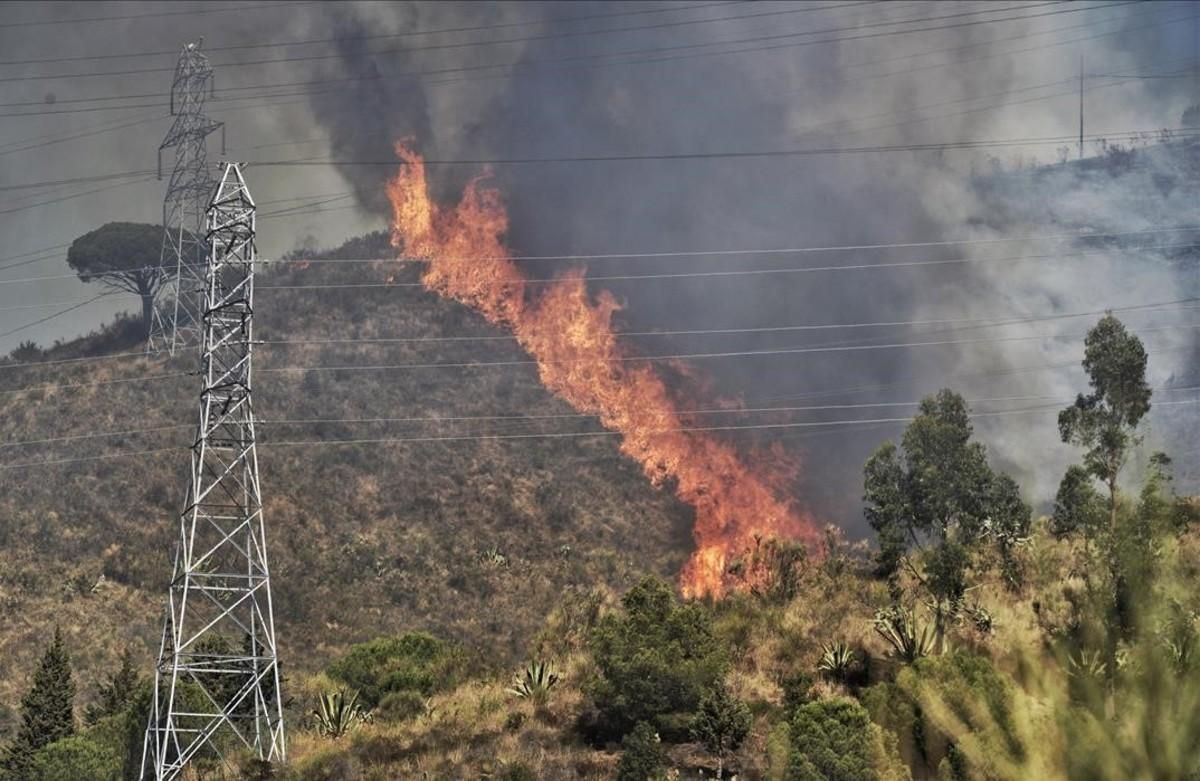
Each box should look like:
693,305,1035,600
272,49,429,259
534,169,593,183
0,293,118,341
787,1,1191,93
248,126,1200,168
248,323,1200,375
4,322,1195,399
0,113,167,159
6,295,1194,373
0,244,71,273
226,3,1191,156
0,371,187,397
254,298,1200,345
0,298,124,313
0,170,157,194
0,423,188,449
11,384,1200,452
0,2,1124,118
0,176,157,217
7,398,1200,471
0,347,171,370
263,224,1200,265
0,446,179,471
256,243,1200,290
259,385,1200,429
794,56,1199,142
0,1,875,84
0,1,319,30
0,1,745,66
1,223,1193,287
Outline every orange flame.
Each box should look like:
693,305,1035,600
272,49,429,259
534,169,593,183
386,143,821,597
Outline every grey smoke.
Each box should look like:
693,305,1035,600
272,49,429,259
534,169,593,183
1,1,1198,529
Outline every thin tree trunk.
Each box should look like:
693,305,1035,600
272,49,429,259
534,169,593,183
1109,474,1118,532
141,293,154,339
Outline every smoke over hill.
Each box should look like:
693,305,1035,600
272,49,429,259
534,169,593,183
3,1,1199,530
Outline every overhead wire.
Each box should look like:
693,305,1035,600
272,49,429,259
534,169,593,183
255,243,1200,290
247,126,1200,168
0,175,158,217
3,319,1196,398
0,2,1127,118
0,1,747,65
8,396,1200,471
226,3,1191,156
2,122,1194,195
250,323,1200,375
5,295,1195,373
11,388,1200,452
0,1,879,85
0,223,1194,292
0,293,120,341
0,1,320,30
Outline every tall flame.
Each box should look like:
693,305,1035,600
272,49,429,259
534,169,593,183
386,143,821,597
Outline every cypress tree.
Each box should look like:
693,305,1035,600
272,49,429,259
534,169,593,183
84,647,141,726
3,626,75,778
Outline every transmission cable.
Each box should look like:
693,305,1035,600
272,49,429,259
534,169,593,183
0,1,878,84
0,224,1193,287
0,1,319,30
0,2,1123,117
0,1,746,65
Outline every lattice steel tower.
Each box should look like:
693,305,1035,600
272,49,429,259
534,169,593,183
148,41,224,355
142,164,285,780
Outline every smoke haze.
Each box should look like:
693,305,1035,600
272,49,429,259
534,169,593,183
2,1,1198,531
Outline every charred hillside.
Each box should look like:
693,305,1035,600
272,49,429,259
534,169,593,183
0,231,695,730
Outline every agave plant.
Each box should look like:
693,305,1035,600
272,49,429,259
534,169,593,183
816,641,857,682
1066,649,1107,681
312,687,368,738
506,660,561,702
874,606,935,663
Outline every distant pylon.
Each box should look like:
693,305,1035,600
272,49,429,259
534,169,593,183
142,164,285,780
147,41,224,356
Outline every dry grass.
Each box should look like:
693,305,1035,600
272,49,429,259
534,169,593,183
0,233,694,734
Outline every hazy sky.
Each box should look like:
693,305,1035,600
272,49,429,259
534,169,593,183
2,1,1198,526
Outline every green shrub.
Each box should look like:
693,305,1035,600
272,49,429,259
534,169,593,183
240,757,276,781
861,652,1017,778
616,721,667,781
781,671,815,714
326,632,465,707
691,683,751,779
26,735,121,781
375,690,426,723
787,698,876,781
499,762,537,781
586,576,728,741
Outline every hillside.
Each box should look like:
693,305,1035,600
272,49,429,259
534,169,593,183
4,232,1200,780
0,230,695,733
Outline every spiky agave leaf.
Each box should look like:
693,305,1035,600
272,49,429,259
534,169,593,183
817,641,858,682
874,606,935,663
312,687,367,738
506,660,561,699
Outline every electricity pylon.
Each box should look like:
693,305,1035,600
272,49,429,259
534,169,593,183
142,164,285,780
148,41,223,356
